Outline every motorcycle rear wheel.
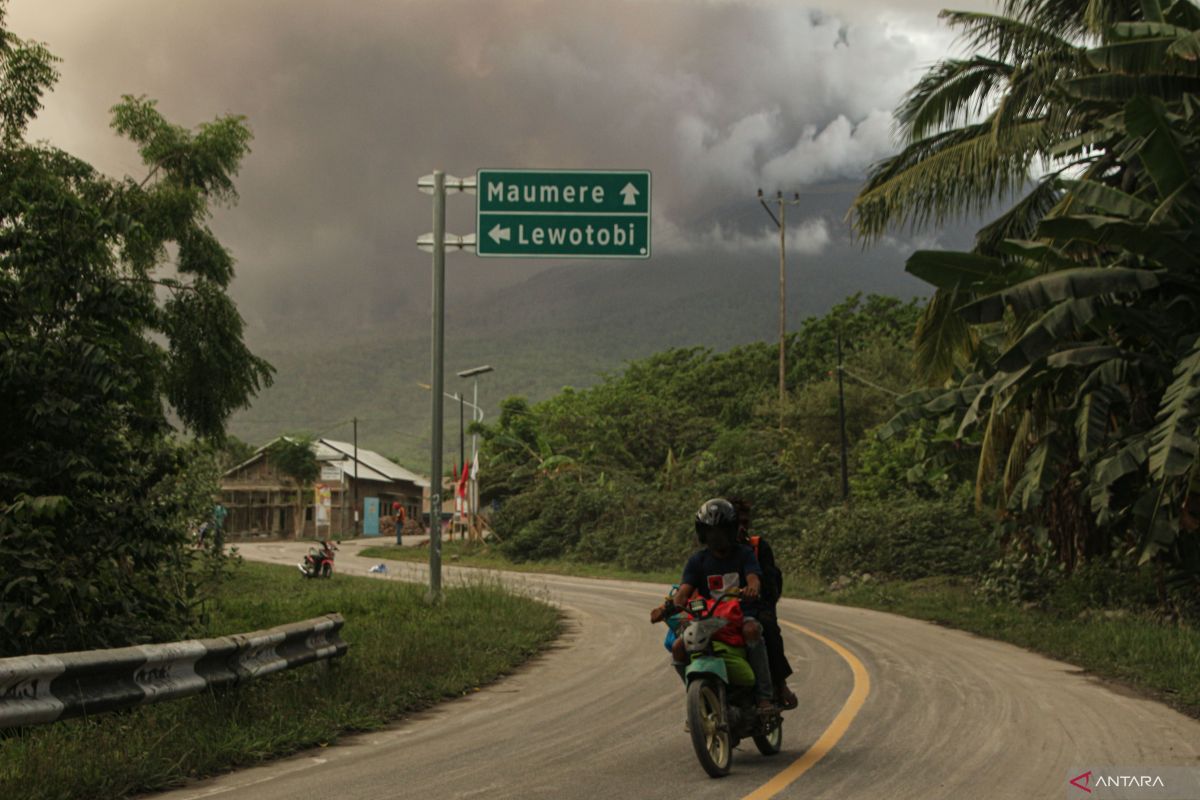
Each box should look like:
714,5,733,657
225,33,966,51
753,716,783,755
687,678,731,778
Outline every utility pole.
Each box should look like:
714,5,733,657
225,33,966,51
836,332,850,504
758,189,802,431
353,417,359,536
417,171,476,603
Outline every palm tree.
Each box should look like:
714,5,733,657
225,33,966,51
849,0,1161,385
864,0,1200,590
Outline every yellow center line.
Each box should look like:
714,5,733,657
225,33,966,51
741,620,871,800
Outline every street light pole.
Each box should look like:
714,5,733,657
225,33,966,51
457,365,494,543
758,189,801,432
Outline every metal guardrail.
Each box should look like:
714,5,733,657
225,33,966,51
0,613,347,728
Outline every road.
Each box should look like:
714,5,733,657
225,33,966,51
155,539,1200,800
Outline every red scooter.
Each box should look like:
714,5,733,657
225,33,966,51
298,540,338,579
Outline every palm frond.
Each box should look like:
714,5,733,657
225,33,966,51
941,10,1077,62
896,56,1015,142
1000,0,1144,39
992,50,1086,139
913,287,978,385
850,119,1046,240
974,175,1064,252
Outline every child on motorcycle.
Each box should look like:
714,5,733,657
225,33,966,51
650,498,776,715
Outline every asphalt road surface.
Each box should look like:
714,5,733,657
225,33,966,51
153,539,1200,800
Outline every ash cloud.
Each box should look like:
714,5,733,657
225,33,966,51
10,0,987,344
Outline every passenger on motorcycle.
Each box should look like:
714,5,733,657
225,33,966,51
650,498,776,714
730,497,798,711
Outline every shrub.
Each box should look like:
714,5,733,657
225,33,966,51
781,498,997,581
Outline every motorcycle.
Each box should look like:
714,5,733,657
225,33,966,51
298,540,338,579
660,591,783,778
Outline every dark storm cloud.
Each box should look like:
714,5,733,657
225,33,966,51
12,0,987,343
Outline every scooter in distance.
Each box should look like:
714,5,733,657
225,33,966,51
298,540,338,579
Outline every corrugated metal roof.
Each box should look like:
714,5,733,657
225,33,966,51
226,436,429,488
320,439,430,487
325,459,390,483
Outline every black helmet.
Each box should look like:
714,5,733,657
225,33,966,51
695,498,738,549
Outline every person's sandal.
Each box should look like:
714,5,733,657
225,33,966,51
777,685,799,711
756,699,779,722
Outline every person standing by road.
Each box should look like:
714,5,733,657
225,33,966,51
729,497,797,710
212,501,227,551
393,502,407,545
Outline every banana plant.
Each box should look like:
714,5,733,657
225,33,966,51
873,2,1200,583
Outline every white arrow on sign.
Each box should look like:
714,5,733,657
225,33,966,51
620,182,640,206
488,224,512,244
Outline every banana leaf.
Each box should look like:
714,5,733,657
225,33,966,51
905,249,1021,290
958,267,1162,323
993,298,1101,372
1060,178,1156,219
1147,332,1200,480
1063,73,1200,101
1036,215,1195,266
1124,95,1191,199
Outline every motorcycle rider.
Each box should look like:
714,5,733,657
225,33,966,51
729,497,798,710
650,498,776,715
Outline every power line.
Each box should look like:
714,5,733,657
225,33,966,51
838,365,902,397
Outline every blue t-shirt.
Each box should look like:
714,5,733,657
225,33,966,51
681,544,763,602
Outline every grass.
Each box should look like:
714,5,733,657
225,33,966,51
797,574,1200,718
360,542,1200,719
0,560,560,800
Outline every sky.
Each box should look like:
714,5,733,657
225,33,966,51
8,0,993,347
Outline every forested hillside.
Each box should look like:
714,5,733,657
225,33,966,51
474,295,996,579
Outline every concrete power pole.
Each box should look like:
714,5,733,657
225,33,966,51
417,170,476,603
758,189,801,431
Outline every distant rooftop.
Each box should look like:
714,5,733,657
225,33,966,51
228,436,430,488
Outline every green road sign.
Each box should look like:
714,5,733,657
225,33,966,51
476,169,650,258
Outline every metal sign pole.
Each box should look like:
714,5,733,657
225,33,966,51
427,170,446,603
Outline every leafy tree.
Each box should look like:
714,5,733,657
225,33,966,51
219,434,258,470
266,437,320,538
0,4,272,654
478,296,925,568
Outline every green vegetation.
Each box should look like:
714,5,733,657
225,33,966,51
476,294,924,572
806,576,1200,717
266,436,321,538
0,561,560,800
0,4,271,656
848,0,1200,609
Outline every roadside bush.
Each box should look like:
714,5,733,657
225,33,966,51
980,548,1167,615
781,498,996,581
496,472,698,571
